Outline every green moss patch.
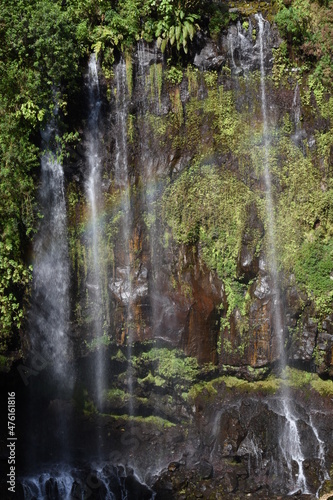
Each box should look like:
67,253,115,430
110,414,176,429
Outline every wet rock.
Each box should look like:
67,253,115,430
254,275,271,300
196,460,213,479
124,474,153,499
194,41,225,70
168,462,179,473
289,308,317,362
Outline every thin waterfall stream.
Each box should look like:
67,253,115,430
85,53,105,409
113,58,134,416
29,118,71,380
256,14,308,494
27,112,73,469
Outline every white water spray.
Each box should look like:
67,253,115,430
85,53,106,408
30,117,71,381
256,14,308,493
114,58,134,415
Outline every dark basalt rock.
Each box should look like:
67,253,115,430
194,41,226,70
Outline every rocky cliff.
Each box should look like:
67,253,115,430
1,6,333,499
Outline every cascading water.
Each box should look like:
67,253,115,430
136,41,161,336
256,14,309,493
20,464,154,499
309,415,330,495
27,112,73,468
279,400,308,493
113,58,134,415
29,116,71,382
85,53,106,408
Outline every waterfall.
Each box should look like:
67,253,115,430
113,58,134,415
27,112,73,468
136,41,161,336
29,117,71,382
279,400,308,493
256,14,309,493
256,14,285,364
20,464,154,499
309,415,330,496
85,53,106,408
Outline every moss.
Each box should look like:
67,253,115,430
137,372,166,388
134,347,200,383
110,414,175,429
282,368,333,397
83,399,98,416
187,379,219,402
221,375,280,394
188,374,281,402
104,388,127,404
310,377,333,397
110,349,127,362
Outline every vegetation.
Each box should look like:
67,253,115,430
1,0,333,373
133,347,200,384
162,160,254,323
275,0,333,88
187,369,333,403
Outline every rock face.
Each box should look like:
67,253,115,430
9,11,333,500
61,17,333,376
8,357,333,499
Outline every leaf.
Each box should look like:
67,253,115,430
161,38,168,53
92,40,103,56
175,24,181,42
184,20,195,41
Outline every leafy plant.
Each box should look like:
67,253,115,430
153,0,200,53
275,5,309,45
165,65,183,84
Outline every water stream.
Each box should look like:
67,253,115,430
27,112,73,469
85,53,106,409
256,14,309,493
20,464,154,499
113,58,134,416
29,119,71,380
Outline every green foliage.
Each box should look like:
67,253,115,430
275,5,309,45
204,86,242,152
153,0,200,53
165,66,183,85
294,238,333,315
187,375,280,402
272,42,291,86
85,333,111,351
162,161,253,319
275,0,333,88
208,5,230,39
104,388,127,404
136,347,200,382
203,71,218,88
0,0,94,352
283,367,333,397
